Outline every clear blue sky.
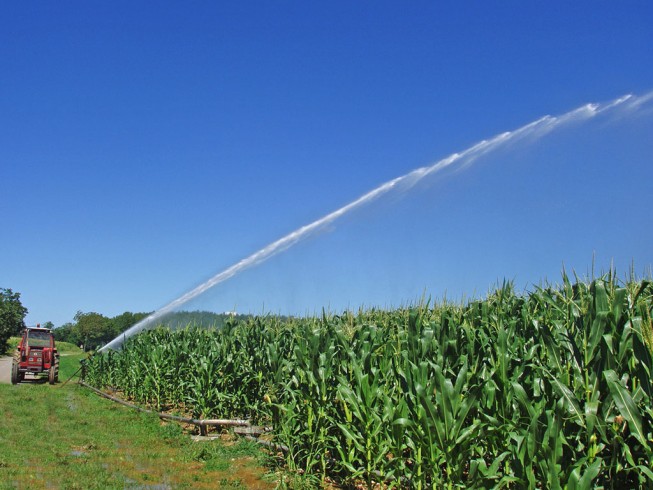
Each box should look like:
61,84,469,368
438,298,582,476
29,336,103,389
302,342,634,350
1,2,652,326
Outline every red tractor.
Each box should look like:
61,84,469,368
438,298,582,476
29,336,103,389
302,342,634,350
11,326,59,385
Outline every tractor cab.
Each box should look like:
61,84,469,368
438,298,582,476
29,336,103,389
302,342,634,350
11,326,59,384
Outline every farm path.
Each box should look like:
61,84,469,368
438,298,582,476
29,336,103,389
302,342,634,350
0,356,12,384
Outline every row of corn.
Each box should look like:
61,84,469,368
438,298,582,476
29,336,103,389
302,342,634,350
84,275,653,488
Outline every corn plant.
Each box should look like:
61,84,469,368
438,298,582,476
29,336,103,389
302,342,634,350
83,274,653,488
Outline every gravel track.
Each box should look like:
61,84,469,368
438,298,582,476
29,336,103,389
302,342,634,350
0,356,12,384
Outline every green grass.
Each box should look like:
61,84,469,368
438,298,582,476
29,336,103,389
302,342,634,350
0,354,274,489
57,340,84,355
58,352,87,382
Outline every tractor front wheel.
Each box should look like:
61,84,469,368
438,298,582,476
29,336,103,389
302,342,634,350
11,361,19,385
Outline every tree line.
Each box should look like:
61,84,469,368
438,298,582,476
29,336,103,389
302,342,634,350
0,286,151,352
1,285,271,352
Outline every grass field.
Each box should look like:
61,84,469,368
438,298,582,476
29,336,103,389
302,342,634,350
0,353,274,489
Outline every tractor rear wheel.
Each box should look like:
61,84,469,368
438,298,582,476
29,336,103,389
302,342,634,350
11,361,19,385
48,365,57,385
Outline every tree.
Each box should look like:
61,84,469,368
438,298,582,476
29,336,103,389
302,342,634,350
0,288,28,352
53,322,80,345
74,311,110,351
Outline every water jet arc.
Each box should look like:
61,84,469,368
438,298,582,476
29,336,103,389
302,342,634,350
100,91,649,351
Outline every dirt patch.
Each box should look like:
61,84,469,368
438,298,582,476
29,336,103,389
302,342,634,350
0,356,13,384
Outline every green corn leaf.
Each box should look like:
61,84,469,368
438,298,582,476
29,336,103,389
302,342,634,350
455,419,479,446
604,369,647,448
567,467,580,490
454,355,468,395
542,329,566,378
511,380,535,419
452,385,481,438
578,458,602,489
542,367,585,427
611,287,628,327
592,280,610,317
636,464,653,482
568,458,601,490
584,400,605,440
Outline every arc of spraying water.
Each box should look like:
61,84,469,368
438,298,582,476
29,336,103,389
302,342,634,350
100,91,648,351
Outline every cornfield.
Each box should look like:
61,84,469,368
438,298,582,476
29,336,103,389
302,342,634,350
84,275,653,488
